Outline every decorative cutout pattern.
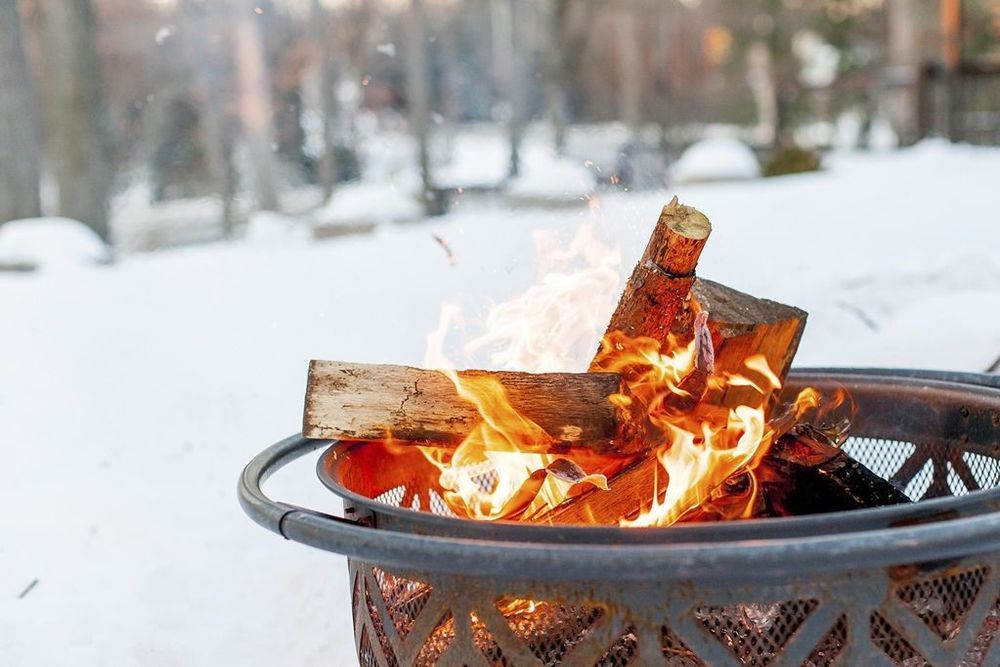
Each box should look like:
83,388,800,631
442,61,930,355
870,610,929,666
896,566,990,641
372,567,431,638
696,599,819,665
595,625,639,666
497,599,604,664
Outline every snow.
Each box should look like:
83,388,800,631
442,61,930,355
671,137,761,183
0,217,111,270
244,211,312,245
506,149,596,204
3,139,1000,665
313,178,423,227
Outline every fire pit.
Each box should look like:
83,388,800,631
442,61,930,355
240,369,1000,666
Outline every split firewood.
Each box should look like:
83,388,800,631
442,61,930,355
303,360,648,454
542,198,809,522
679,279,807,411
591,196,711,358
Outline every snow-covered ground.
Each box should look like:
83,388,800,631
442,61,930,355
3,139,1000,665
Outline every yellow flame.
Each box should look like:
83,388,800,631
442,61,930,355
415,223,829,526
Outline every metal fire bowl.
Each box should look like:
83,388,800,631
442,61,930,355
239,370,1000,665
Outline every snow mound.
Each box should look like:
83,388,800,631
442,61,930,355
0,217,111,270
315,180,422,227
506,150,596,204
244,211,312,245
672,137,760,183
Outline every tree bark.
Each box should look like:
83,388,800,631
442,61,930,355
303,360,648,454
0,0,41,224
591,196,711,357
33,0,114,240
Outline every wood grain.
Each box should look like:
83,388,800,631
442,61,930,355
592,197,711,353
303,360,644,454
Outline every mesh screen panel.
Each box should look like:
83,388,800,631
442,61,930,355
344,419,999,665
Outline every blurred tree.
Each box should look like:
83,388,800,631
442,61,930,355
311,0,338,200
182,0,238,234
491,0,523,177
542,0,572,153
33,0,113,240
406,0,443,215
884,0,933,144
234,1,279,211
615,2,643,136
0,0,42,224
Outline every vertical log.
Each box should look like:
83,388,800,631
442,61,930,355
591,197,711,362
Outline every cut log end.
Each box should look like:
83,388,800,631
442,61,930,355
651,197,712,275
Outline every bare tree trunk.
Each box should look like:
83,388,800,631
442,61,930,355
615,3,642,137
235,8,279,212
311,0,338,201
491,0,521,177
884,0,925,145
34,0,113,240
543,0,570,154
747,41,778,146
183,1,237,236
406,0,442,216
0,0,41,224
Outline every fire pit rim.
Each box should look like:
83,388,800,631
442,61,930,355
240,435,1000,581
238,368,1000,582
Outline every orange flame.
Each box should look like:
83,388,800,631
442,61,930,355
415,224,830,526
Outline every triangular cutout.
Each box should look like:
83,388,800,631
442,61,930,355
496,598,604,664
696,599,818,665
358,627,377,667
414,612,455,666
870,610,930,664
661,624,706,666
803,614,848,666
593,625,639,666
960,595,999,665
470,611,509,665
896,566,989,641
371,566,432,638
364,582,398,667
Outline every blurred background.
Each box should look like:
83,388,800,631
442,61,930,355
3,1,1000,665
1,0,999,250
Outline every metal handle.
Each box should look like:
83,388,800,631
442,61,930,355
238,433,363,538
239,434,1000,582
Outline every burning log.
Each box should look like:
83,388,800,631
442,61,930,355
303,360,648,454
761,429,912,516
536,418,913,525
682,278,807,411
591,196,711,356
